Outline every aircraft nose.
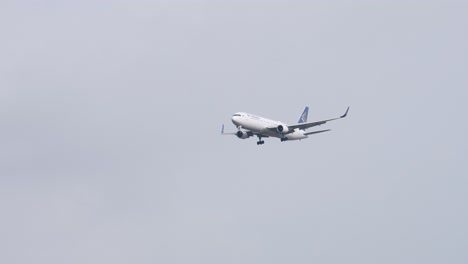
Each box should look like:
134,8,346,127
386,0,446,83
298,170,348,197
231,115,240,125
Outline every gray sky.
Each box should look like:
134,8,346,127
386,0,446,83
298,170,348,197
1,1,468,263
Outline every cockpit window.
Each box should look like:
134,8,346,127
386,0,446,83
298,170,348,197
233,114,241,117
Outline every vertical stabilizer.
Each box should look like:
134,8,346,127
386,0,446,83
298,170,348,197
298,106,309,123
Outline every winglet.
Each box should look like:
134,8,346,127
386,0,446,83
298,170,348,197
221,124,224,134
340,107,350,118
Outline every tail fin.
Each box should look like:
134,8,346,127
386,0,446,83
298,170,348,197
298,107,309,123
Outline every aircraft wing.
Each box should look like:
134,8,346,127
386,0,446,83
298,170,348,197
287,107,349,131
221,125,269,138
304,129,331,135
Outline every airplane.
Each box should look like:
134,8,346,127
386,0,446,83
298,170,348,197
221,106,349,145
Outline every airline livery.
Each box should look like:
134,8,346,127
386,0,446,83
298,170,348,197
222,106,349,145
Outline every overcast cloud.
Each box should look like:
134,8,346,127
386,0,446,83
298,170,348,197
1,1,467,263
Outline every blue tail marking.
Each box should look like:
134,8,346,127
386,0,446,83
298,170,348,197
298,107,309,123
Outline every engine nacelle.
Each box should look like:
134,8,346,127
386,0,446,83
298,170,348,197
277,125,289,133
236,130,250,139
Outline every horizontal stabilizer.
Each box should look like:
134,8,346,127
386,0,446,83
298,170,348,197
304,129,331,135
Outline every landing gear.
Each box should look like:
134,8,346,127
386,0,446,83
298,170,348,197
257,137,265,145
280,137,288,142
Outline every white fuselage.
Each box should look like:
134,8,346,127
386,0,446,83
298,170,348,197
231,112,308,140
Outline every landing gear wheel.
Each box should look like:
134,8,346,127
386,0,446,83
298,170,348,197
256,136,265,145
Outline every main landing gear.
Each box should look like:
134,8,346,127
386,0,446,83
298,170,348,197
257,137,265,145
280,137,288,142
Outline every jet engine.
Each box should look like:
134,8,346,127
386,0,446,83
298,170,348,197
236,130,250,139
277,125,289,133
